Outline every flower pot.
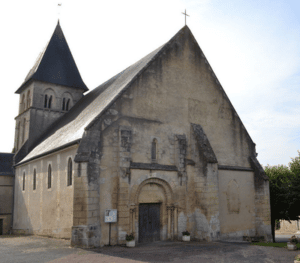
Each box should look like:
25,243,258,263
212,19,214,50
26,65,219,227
182,235,190,242
126,240,135,247
287,242,297,251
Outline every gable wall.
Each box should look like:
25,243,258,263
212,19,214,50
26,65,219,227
119,31,254,167
96,28,267,243
13,146,77,238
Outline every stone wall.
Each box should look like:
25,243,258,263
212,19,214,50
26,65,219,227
69,26,270,247
0,176,14,234
13,146,78,238
14,81,85,158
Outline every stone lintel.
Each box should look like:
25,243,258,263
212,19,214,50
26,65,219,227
218,165,253,172
130,162,178,171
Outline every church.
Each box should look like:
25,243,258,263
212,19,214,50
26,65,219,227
9,21,272,247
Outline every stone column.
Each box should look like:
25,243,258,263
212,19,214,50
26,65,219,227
130,208,136,234
174,207,178,239
167,206,172,240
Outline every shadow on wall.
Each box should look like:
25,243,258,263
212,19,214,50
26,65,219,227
12,180,32,235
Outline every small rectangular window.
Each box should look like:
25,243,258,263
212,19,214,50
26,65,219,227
48,165,52,189
33,169,36,190
22,172,25,191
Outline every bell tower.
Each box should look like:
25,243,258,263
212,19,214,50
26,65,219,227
13,21,88,162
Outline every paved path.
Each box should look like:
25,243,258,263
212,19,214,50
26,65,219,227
0,235,299,263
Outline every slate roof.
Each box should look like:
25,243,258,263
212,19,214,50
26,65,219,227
0,153,14,176
15,21,88,94
18,24,187,165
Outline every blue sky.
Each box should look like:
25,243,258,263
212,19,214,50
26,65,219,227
0,0,299,166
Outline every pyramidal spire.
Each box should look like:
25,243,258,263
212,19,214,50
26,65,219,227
16,22,88,93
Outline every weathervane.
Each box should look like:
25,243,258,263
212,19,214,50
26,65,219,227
182,9,189,26
58,2,62,21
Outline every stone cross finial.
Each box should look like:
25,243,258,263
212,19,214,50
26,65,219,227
182,9,189,26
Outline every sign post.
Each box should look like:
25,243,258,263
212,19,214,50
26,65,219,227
105,209,117,246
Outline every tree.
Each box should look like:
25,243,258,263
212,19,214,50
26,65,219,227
265,151,300,242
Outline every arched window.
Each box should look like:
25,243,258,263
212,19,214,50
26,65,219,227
67,158,72,186
48,96,52,109
16,122,20,150
33,169,36,190
44,94,53,109
22,172,25,191
44,94,48,108
48,164,52,189
21,94,26,113
78,163,81,177
27,90,31,109
62,98,66,111
66,99,70,111
151,139,157,161
62,98,71,111
22,118,26,143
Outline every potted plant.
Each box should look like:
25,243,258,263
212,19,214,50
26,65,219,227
182,230,190,242
287,235,298,251
295,254,300,262
126,233,135,247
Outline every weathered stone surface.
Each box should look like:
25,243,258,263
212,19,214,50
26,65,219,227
11,24,271,248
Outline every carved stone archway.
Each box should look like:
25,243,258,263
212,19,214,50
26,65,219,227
133,177,174,205
129,177,177,241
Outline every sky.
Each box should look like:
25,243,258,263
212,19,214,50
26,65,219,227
0,0,299,167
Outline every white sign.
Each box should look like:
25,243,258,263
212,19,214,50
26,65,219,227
105,209,117,223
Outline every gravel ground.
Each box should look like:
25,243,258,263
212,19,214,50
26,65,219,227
0,234,299,263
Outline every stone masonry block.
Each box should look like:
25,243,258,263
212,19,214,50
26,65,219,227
119,193,128,199
92,211,98,217
118,206,129,212
118,199,129,205
118,211,129,218
87,204,98,211
74,210,87,219
119,187,129,194
74,205,87,211
87,217,97,225
119,218,129,225
89,191,99,198
78,219,87,225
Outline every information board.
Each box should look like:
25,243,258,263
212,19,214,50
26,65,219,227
105,209,117,223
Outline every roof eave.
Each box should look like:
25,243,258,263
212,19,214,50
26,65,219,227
15,139,81,167
15,78,88,94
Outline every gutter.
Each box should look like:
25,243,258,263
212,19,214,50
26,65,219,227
14,139,81,167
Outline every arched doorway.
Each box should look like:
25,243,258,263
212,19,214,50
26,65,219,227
129,177,176,243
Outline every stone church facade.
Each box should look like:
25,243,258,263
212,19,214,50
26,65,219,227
11,21,272,247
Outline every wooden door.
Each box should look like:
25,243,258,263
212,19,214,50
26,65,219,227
139,203,160,243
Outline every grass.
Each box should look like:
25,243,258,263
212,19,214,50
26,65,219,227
251,242,300,249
